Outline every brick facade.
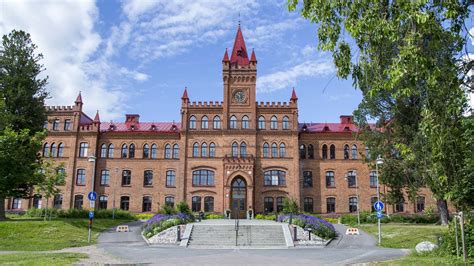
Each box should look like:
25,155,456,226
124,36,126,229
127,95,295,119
5,26,438,217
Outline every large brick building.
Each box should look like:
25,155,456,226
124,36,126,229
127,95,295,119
6,27,436,217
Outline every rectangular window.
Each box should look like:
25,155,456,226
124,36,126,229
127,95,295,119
276,197,284,213
349,197,358,213
264,170,286,186
53,194,63,209
303,197,314,213
204,196,214,212
53,119,60,131
166,170,175,187
144,170,153,186
79,142,88,158
120,196,130,210
100,169,109,186
326,197,336,213
12,198,21,209
303,171,313,188
76,169,86,185
416,197,425,213
347,171,357,188
98,195,108,209
394,202,404,213
192,196,201,212
264,197,274,213
64,119,72,131
142,196,152,212
192,170,214,186
165,196,175,207
122,170,131,186
370,171,378,188
325,171,335,187
74,195,83,209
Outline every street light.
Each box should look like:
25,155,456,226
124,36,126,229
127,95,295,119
376,155,384,245
87,154,96,243
345,171,360,225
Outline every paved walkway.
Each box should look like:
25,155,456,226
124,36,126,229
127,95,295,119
87,220,408,265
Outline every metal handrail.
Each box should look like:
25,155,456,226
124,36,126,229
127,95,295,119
235,218,239,246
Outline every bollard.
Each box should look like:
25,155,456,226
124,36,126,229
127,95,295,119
309,230,311,241
293,226,297,241
177,225,181,242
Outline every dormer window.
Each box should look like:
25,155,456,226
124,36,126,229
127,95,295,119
323,126,330,131
109,124,116,131
344,126,350,131
171,125,177,131
302,124,308,132
237,50,242,56
150,125,156,131
130,125,136,130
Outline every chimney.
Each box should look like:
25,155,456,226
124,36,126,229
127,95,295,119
340,115,353,124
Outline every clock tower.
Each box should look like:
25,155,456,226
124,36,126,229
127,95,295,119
222,25,257,129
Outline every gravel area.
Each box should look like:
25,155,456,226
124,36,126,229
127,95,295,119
147,225,185,245
290,225,331,246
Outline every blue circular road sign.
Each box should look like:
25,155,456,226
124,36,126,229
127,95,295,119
89,211,94,219
88,191,97,201
374,201,384,211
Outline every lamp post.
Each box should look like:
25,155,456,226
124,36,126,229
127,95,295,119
345,171,360,225
376,155,384,245
87,154,96,243
113,167,118,220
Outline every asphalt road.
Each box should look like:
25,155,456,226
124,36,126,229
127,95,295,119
97,221,408,265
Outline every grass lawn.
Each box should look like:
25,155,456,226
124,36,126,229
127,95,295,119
0,218,131,251
359,224,447,249
375,252,472,265
0,252,87,265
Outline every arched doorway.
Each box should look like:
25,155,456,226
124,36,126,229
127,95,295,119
231,177,247,219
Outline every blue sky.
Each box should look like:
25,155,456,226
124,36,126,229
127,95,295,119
0,0,472,122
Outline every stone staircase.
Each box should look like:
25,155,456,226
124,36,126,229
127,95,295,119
188,224,287,247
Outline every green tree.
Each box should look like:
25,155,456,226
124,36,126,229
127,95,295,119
282,198,299,214
37,158,66,221
0,128,44,220
0,30,48,133
289,1,473,223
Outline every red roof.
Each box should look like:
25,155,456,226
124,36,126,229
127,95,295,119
291,88,298,101
299,123,359,133
79,113,93,125
230,26,249,66
100,122,180,133
222,49,229,62
75,92,83,104
250,49,256,62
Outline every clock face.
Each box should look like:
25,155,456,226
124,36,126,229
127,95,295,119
233,90,246,103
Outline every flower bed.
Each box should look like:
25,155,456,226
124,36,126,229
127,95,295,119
278,214,337,239
143,213,193,239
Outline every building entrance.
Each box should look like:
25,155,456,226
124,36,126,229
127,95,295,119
231,177,246,219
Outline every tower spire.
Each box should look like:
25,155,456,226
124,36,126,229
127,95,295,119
290,87,298,102
229,25,249,65
93,110,100,123
75,91,83,105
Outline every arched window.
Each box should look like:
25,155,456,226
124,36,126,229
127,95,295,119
165,196,175,207
240,142,247,157
263,143,269,158
349,197,358,213
192,196,201,212
230,115,237,129
209,143,216,158
330,144,336,159
270,116,278,129
100,144,107,158
204,196,214,212
258,116,265,129
264,197,274,213
144,170,153,186
129,144,135,158
173,144,179,159
264,170,286,186
57,143,64,157
150,144,157,159
192,170,215,186
100,169,109,186
326,171,335,187
121,144,128,158
303,171,313,187
241,115,249,129
282,116,289,129
108,144,114,158
98,195,108,209
120,196,130,210
193,143,199,157
143,144,150,158
201,142,208,157
76,169,86,185
276,197,285,212
308,144,314,159
201,115,208,129
347,170,357,187
50,143,57,157
213,116,221,129
189,115,196,129
322,144,328,160
416,196,425,212
74,195,83,209
327,197,336,213
299,144,306,159
43,143,49,157
232,142,238,157
344,144,350,160
271,143,278,158
53,194,63,209
166,170,175,187
279,143,286,157
79,142,88,157
351,144,357,159
164,144,171,159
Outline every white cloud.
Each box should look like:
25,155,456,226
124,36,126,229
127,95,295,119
301,45,318,57
257,60,335,93
470,27,474,45
245,19,299,48
119,67,149,82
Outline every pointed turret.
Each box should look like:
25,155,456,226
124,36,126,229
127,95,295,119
250,49,257,63
290,87,298,102
93,110,100,123
75,91,83,105
222,48,229,62
230,25,249,66
181,87,189,100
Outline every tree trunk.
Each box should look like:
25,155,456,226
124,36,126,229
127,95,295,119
0,197,6,221
44,198,49,221
437,199,449,225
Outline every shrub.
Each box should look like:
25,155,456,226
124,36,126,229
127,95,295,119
143,213,193,239
440,215,473,258
176,201,191,215
25,208,134,219
159,204,176,215
282,198,299,214
205,213,225,219
278,214,337,239
135,213,154,220
255,214,276,220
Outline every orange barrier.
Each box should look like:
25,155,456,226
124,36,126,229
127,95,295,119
345,228,360,235
116,225,129,232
